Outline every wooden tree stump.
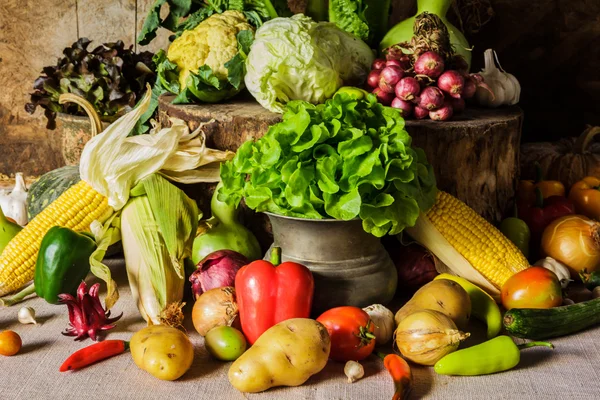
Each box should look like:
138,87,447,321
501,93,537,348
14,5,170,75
159,95,523,224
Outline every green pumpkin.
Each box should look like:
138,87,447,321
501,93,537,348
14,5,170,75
27,166,80,220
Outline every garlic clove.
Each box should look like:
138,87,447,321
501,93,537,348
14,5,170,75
344,360,364,383
18,306,37,325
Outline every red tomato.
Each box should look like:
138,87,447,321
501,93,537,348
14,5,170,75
501,267,563,310
316,306,375,362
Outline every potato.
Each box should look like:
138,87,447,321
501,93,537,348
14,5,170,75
395,279,471,329
130,325,194,381
228,318,330,393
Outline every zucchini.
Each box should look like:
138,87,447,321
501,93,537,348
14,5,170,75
579,269,600,291
503,298,600,339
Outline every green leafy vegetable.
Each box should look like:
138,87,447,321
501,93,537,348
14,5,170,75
25,38,156,130
137,0,290,46
219,93,437,237
328,0,392,47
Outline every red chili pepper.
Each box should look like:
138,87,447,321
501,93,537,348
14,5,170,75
59,340,129,372
235,247,314,344
377,352,413,400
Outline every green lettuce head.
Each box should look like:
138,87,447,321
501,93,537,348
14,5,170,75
244,14,375,113
219,92,438,237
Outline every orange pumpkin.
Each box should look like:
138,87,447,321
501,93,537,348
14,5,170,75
521,126,600,189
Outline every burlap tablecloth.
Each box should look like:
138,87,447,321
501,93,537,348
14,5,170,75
1,260,599,400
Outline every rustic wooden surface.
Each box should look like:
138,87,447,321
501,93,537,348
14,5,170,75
1,0,599,175
159,97,522,222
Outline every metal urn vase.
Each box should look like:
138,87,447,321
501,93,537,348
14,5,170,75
265,213,397,314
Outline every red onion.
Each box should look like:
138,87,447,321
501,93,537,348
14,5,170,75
462,76,477,99
189,250,249,299
395,77,421,101
414,51,444,78
414,106,429,120
437,70,464,99
448,97,465,114
372,58,387,71
366,70,381,88
385,59,403,69
382,238,438,293
373,87,395,105
429,101,454,121
418,86,444,110
379,66,404,93
391,98,413,117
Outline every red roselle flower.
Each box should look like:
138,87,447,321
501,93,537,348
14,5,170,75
59,282,122,341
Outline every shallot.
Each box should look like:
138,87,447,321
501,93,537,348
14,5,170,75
414,106,429,120
418,87,444,110
395,77,420,101
437,71,464,99
385,59,403,69
372,59,387,71
379,66,404,93
373,87,394,106
430,102,454,121
414,51,444,78
18,306,37,325
344,361,365,383
391,98,413,117
462,76,477,99
367,70,381,88
449,97,465,114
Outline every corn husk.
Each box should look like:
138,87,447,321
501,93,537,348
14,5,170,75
121,174,198,325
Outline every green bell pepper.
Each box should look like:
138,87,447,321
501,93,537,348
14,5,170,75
34,226,97,304
192,183,262,265
499,206,530,259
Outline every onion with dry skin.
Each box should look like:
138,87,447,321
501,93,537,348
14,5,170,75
395,310,470,366
192,286,238,336
541,215,600,279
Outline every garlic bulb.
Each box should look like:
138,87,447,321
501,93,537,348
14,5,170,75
475,49,521,107
0,173,28,226
363,304,395,345
344,360,364,383
535,257,571,289
18,306,37,325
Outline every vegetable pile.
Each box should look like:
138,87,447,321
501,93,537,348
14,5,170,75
219,92,437,237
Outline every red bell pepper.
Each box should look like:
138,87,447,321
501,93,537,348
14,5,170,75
519,189,575,239
235,247,314,344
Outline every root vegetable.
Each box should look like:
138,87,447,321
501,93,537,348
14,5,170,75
379,66,404,93
418,87,444,110
414,51,444,78
437,70,464,98
363,304,394,344
395,77,421,101
373,87,394,105
391,98,413,117
367,70,381,88
430,102,454,121
192,286,238,336
372,59,386,70
344,360,364,383
414,106,429,120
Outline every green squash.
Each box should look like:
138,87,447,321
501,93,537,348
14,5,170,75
27,166,80,220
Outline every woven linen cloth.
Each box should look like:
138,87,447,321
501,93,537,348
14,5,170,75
1,259,599,400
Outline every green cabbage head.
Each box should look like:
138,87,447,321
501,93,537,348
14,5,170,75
244,14,375,113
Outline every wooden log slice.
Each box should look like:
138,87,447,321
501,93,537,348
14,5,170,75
159,95,523,227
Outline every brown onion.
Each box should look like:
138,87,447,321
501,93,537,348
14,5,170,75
192,287,238,336
541,215,600,279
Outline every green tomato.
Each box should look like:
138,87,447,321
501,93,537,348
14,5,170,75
205,326,247,361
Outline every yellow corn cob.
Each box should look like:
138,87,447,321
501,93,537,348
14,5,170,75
0,180,113,296
426,191,529,289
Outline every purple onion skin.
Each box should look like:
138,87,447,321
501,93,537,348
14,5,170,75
418,86,445,110
379,66,404,93
449,97,466,113
395,77,421,101
189,250,249,298
414,51,445,78
385,59,403,69
437,70,465,99
373,87,395,105
430,102,454,121
367,70,381,88
391,98,414,117
414,106,430,119
372,59,387,71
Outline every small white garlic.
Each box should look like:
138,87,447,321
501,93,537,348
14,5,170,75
475,49,521,108
344,360,364,383
0,173,28,226
18,306,37,325
363,304,395,345
593,287,600,299
535,257,571,289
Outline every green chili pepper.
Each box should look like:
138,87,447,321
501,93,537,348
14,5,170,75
434,335,554,376
499,206,530,258
34,226,97,304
